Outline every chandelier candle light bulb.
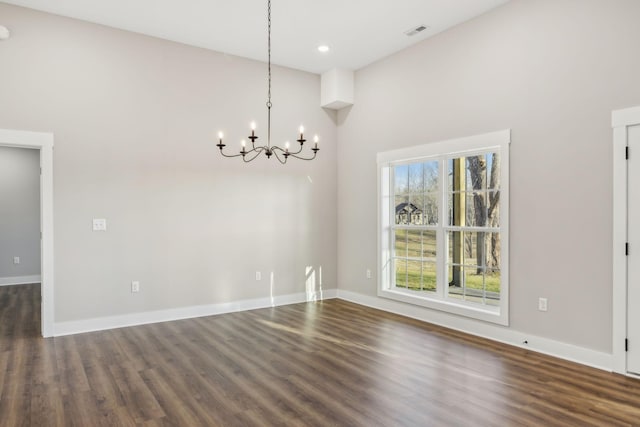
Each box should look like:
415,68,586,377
215,0,319,164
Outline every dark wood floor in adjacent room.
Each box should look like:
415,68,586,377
2,283,640,426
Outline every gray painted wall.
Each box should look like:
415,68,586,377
337,0,640,353
0,3,337,322
0,146,41,279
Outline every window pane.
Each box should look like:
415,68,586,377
487,190,500,227
465,192,487,227
449,191,466,226
395,196,410,225
466,155,487,191
448,231,457,267
448,158,466,193
422,230,436,261
449,231,495,268
395,196,425,225
422,262,437,291
407,230,422,258
448,266,479,302
394,165,409,194
447,265,464,297
395,259,407,288
485,233,501,270
408,163,424,193
423,192,438,225
394,229,407,258
407,260,422,290
409,194,425,225
463,232,485,266
464,266,485,292
487,152,500,190
447,265,501,305
449,232,487,280
424,161,439,193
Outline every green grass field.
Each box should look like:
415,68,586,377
394,228,500,294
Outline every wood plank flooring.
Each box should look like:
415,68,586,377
2,283,640,426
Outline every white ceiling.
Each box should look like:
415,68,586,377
1,0,509,74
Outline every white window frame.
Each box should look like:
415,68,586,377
377,129,510,325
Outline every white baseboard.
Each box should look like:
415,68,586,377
52,287,612,372
336,290,613,372
0,275,41,286
54,288,338,337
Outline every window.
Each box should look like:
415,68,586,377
378,130,510,325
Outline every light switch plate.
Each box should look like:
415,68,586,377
538,297,548,312
93,218,107,231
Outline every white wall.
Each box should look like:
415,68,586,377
0,3,337,324
0,146,41,281
337,0,640,354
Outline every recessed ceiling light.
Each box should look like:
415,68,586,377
317,45,330,53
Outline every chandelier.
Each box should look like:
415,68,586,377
216,0,319,164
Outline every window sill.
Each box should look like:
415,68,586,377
378,287,508,326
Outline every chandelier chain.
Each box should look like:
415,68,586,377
267,0,272,147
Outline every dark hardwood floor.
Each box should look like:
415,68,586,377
1,283,640,426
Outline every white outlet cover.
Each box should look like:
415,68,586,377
93,218,107,231
0,26,10,41
13,256,20,264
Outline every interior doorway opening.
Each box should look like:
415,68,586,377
0,129,54,337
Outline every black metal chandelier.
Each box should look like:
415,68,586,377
216,0,319,164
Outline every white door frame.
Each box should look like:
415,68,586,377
0,128,54,337
612,105,640,375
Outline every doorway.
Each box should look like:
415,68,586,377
0,129,54,337
612,105,640,376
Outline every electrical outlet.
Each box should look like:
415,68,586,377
255,271,262,281
538,297,548,312
93,218,107,231
366,269,372,279
131,281,140,293
13,256,20,265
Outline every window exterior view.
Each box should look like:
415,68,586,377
378,130,510,324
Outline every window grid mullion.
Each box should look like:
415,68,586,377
437,157,447,298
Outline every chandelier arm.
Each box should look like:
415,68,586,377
286,151,318,161
288,143,305,155
242,149,264,163
272,149,288,164
218,149,246,158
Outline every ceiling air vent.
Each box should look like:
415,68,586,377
405,25,428,37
